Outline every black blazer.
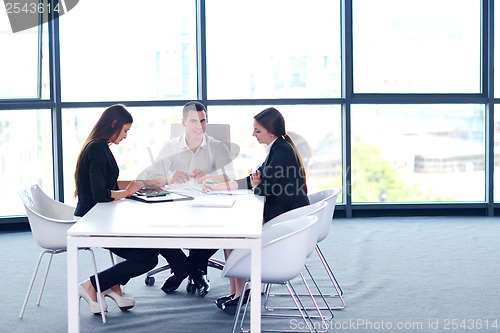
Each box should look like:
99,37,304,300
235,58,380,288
236,136,309,222
74,141,119,217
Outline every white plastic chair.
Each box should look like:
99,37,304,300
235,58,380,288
222,215,321,333
308,188,345,308
18,185,107,323
262,202,328,261
262,189,345,319
261,202,335,325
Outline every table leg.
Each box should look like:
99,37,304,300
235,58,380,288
250,238,262,333
67,237,80,333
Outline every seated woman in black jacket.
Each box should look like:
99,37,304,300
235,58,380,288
203,107,309,314
74,104,159,314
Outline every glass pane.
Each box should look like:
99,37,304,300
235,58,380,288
495,108,500,202
353,0,480,93
495,3,500,97
208,105,343,201
206,0,341,99
0,110,53,217
0,20,40,98
62,106,180,205
351,105,485,203
59,0,197,102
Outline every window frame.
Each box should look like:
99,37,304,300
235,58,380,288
2,0,500,223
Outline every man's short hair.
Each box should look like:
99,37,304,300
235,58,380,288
183,101,206,119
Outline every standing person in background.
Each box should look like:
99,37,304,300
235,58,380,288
74,104,159,314
203,107,310,314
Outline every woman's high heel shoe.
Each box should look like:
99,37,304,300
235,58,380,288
102,289,135,310
79,284,108,314
216,294,235,309
220,289,251,315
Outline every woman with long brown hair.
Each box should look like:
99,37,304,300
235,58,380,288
203,107,309,314
74,104,158,314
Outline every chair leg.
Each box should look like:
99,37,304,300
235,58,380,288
302,265,337,316
36,252,54,306
109,250,115,265
208,258,225,270
86,248,106,324
19,250,52,319
263,283,273,310
146,263,171,278
285,281,315,333
316,244,344,297
265,244,346,312
262,273,330,332
299,270,330,327
231,281,249,333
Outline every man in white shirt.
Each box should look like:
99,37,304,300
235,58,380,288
151,101,234,297
143,102,234,185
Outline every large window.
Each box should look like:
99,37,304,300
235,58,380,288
206,0,341,99
59,0,197,102
494,108,500,202
351,104,485,203
353,0,481,93
495,0,500,98
0,15,49,99
0,110,53,216
4,1,500,220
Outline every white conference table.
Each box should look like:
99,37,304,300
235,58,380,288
67,190,264,332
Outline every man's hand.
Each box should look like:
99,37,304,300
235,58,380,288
190,169,207,182
171,170,191,184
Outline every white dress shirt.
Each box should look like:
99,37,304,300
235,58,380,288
141,133,235,182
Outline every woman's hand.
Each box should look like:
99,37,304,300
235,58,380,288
201,178,220,191
250,170,261,188
202,179,236,192
143,176,167,188
125,180,143,196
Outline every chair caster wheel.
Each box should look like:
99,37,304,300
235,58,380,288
145,276,155,286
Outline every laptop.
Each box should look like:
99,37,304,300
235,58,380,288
190,195,236,208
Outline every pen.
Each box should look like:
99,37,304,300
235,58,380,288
145,192,170,197
198,181,218,184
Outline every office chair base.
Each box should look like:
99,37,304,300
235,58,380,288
145,258,225,286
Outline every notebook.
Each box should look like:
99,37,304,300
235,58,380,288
190,195,236,208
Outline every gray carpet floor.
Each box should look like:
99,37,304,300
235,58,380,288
1,216,500,332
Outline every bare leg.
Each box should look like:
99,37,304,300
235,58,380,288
233,278,247,298
224,249,237,295
80,279,97,302
110,284,123,296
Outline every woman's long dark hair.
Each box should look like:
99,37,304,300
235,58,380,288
254,107,307,193
74,104,133,197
